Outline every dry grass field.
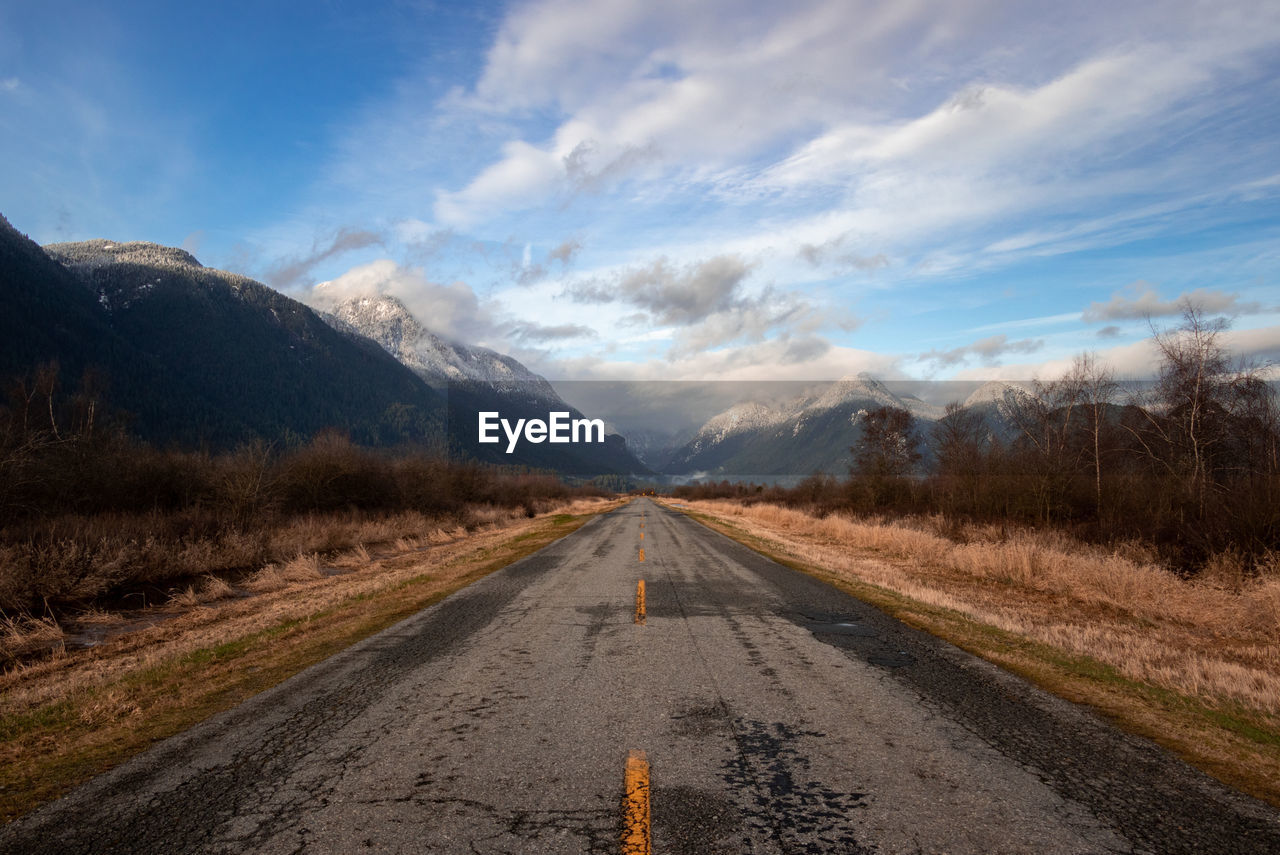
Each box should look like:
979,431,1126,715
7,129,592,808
666,498,1280,806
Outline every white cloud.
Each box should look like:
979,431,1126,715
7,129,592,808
434,0,997,226
1083,281,1261,322
434,140,563,227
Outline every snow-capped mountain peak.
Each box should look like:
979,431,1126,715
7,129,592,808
811,372,903,412
321,293,555,396
962,380,1036,408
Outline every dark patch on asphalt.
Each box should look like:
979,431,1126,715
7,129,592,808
723,719,871,853
573,603,617,672
669,701,733,739
794,612,916,669
652,786,743,855
406,770,617,855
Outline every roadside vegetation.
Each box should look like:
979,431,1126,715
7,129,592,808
0,368,612,661
0,359,626,821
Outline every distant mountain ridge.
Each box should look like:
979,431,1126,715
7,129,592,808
662,373,1029,477
0,209,653,476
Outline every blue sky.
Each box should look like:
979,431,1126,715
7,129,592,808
3,0,1278,381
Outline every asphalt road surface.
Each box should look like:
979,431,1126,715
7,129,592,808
4,498,1280,854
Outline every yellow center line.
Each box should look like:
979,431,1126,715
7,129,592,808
634,579,646,624
640,531,644,540
621,750,651,855
638,547,645,562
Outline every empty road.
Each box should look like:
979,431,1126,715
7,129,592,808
4,498,1279,854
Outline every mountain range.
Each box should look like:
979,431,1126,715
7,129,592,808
657,375,1035,479
0,213,645,476
2,210,1040,481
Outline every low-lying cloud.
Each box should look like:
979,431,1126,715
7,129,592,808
547,237,582,265
920,334,1043,368
267,227,384,289
797,233,889,273
509,321,597,342
309,259,501,345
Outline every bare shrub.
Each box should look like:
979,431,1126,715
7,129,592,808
0,371,610,615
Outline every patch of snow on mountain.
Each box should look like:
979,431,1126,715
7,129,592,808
696,401,788,445
46,239,203,272
962,380,1036,408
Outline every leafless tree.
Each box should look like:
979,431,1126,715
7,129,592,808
932,401,988,514
1057,353,1118,518
1127,304,1236,520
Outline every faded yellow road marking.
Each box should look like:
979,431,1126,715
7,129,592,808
640,531,644,540
638,547,645,562
622,750,651,855
634,579,646,624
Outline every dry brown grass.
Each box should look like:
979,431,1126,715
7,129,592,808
243,564,287,593
331,544,371,568
0,505,562,615
0,497,621,822
280,553,323,583
0,616,65,665
678,500,1280,714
